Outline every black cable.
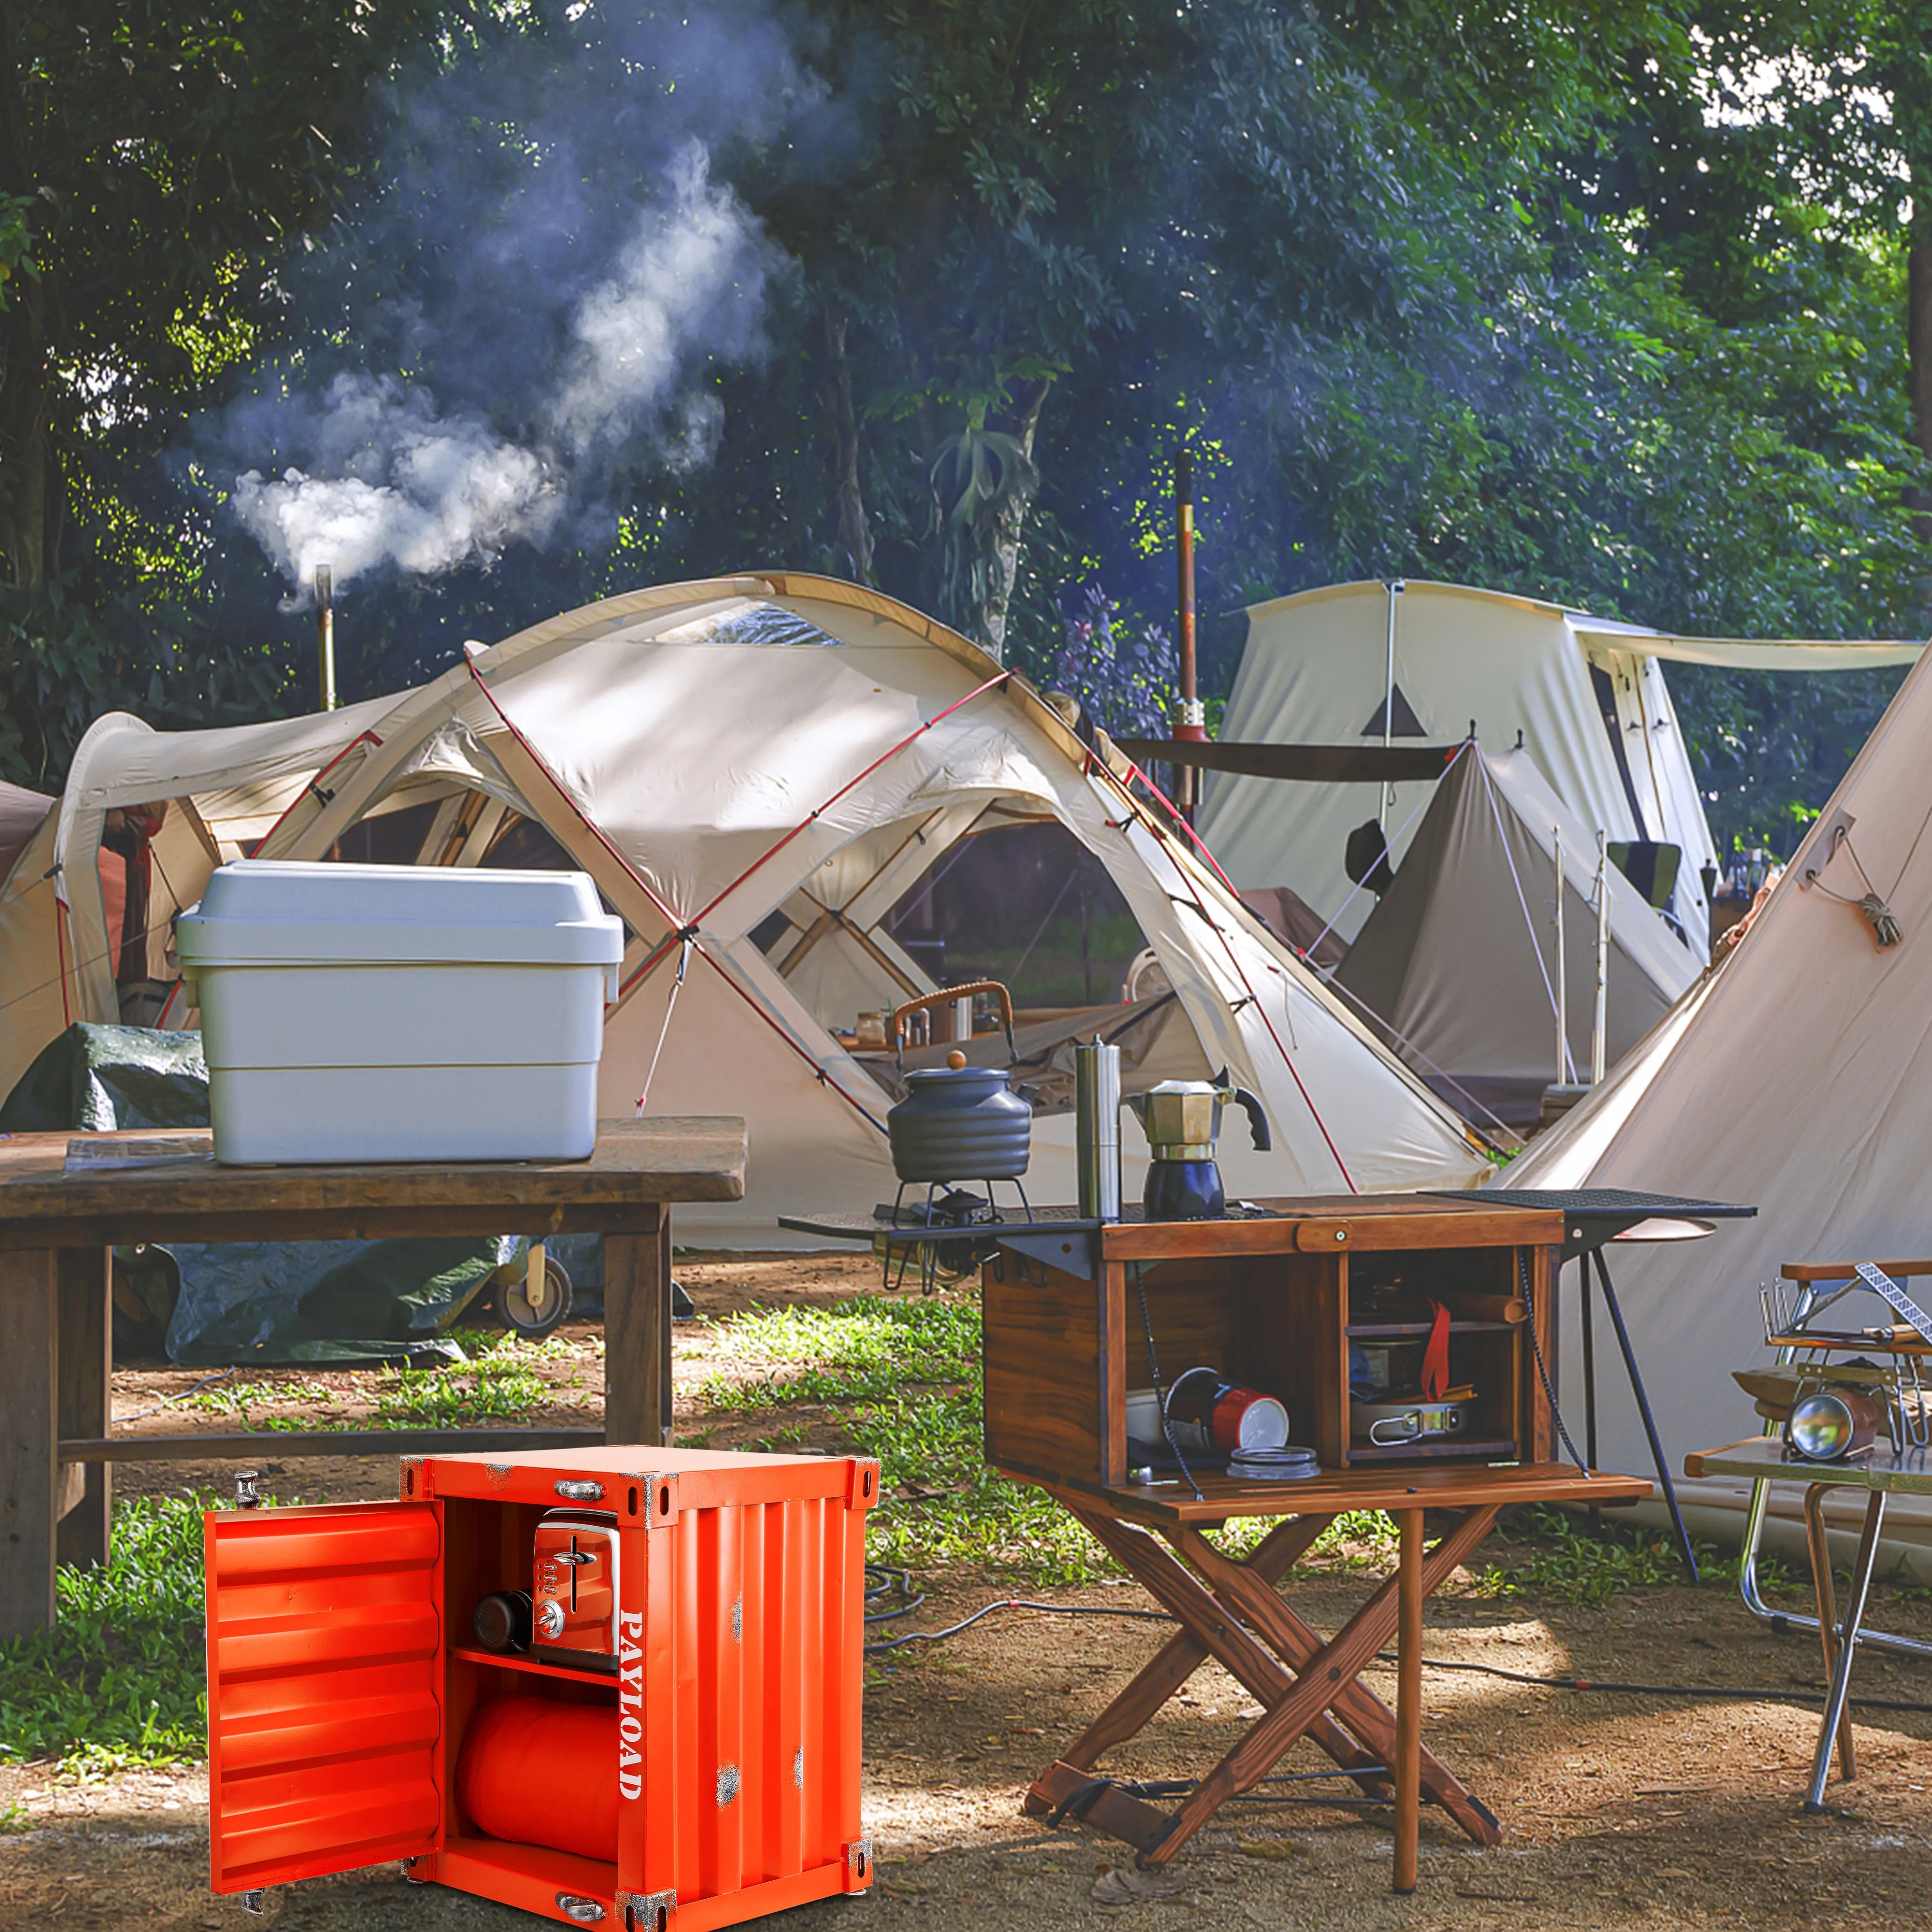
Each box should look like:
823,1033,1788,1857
1520,1247,1588,1474
1133,1261,1203,1500
865,1598,1169,1655
866,1594,1932,1712
863,1563,927,1625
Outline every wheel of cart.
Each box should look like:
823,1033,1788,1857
490,1245,574,1338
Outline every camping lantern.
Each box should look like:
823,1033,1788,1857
203,1446,878,1927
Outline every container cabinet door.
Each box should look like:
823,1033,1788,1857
205,1500,445,1893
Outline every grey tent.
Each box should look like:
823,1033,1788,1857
1331,745,1700,1132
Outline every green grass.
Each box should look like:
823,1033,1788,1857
372,1331,585,1426
1477,1504,1803,1607
0,1494,213,1775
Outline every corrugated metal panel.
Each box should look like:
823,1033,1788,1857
205,1500,443,1892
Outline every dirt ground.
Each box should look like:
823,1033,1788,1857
5,1252,1932,1932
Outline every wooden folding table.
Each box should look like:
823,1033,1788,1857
0,1117,745,1640
979,1193,1650,1889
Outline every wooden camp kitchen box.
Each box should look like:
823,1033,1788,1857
204,1446,877,1929
983,1195,1566,1498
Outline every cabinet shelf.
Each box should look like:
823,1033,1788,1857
1344,1437,1520,1463
1345,1320,1516,1338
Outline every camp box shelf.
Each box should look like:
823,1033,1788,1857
982,1195,1566,1500
203,1447,877,1931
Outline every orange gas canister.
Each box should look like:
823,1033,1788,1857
458,1696,619,1863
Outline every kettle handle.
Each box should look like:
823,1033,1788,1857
891,980,1017,1067
1211,1067,1272,1153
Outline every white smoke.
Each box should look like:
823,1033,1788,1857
235,141,779,598
549,144,771,460
232,377,559,588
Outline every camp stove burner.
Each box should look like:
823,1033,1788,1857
873,1182,1035,1294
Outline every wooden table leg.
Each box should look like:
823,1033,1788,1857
1176,1514,1503,1847
1803,1483,1854,1782
604,1208,671,1448
0,1247,58,1638
56,1247,112,1569
1394,1509,1423,1894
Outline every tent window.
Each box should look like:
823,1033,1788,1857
1360,684,1426,738
327,800,442,866
749,909,793,955
886,822,1146,1012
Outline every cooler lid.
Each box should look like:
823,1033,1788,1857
178,859,625,967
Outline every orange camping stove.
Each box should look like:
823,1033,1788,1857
203,1446,879,1929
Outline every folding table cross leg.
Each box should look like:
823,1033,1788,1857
1021,1492,1505,1890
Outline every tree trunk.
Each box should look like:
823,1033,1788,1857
821,309,874,584
0,3,48,587
977,379,1049,661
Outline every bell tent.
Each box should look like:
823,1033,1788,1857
0,576,1495,1242
1500,637,1932,1567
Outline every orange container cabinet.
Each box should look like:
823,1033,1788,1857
204,1447,879,1929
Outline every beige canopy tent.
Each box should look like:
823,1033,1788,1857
1500,639,1932,1570
1198,578,1924,956
0,576,1493,1239
1333,744,1700,1131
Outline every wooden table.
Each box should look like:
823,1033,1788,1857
980,1195,1650,1890
0,1117,745,1639
1686,1435,1932,1812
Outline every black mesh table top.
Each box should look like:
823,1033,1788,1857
1468,1188,1755,1218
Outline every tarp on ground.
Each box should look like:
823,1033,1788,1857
0,1022,516,1364
1497,638,1932,1568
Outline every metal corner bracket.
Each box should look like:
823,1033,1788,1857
617,1889,677,1929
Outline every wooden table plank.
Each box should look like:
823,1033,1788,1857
0,1118,745,1233
1101,1195,1563,1261
1686,1437,1932,1493
58,1427,603,1462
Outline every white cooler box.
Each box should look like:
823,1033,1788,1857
177,859,625,1164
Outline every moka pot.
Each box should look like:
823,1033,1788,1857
1124,1069,1270,1221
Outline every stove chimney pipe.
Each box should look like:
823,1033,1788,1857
315,565,337,712
1174,449,1206,820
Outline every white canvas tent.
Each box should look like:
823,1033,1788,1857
0,576,1494,1240
1333,744,1700,1131
1500,639,1932,1569
1198,578,1923,956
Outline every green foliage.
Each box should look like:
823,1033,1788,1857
0,1493,211,1773
373,1331,583,1426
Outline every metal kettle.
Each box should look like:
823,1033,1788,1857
1125,1068,1270,1221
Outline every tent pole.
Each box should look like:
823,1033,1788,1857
1378,580,1404,828
1591,832,1609,1084
1553,828,1566,1084
315,565,337,712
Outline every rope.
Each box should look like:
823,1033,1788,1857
1477,755,1573,1080
1804,829,1902,948
634,931,695,1113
